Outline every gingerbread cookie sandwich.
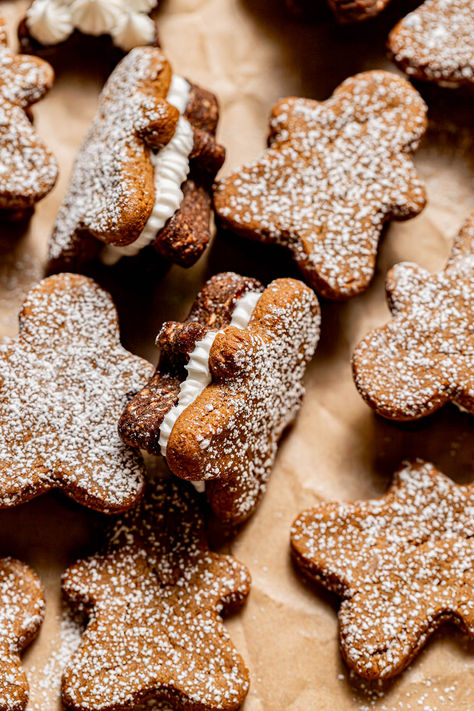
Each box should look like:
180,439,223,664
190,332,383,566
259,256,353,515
120,272,320,524
0,557,45,711
214,71,427,300
388,0,474,88
291,460,474,679
48,46,224,274
62,476,250,711
0,273,154,513
19,0,159,54
0,18,57,219
352,214,474,420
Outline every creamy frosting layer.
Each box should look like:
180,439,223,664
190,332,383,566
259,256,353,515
158,290,263,494
26,0,157,50
101,74,193,265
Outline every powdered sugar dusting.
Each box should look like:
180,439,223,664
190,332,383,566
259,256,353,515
389,0,474,87
291,460,474,679
168,279,320,523
0,273,154,512
352,215,474,419
61,477,250,710
49,47,177,260
214,71,427,299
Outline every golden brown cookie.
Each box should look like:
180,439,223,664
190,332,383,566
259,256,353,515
62,476,251,711
0,557,45,711
120,272,320,524
0,17,57,217
352,214,474,420
291,460,474,679
214,71,427,300
0,273,154,512
47,47,224,274
388,0,474,88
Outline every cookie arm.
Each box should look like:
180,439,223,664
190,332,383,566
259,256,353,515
447,213,474,265
352,322,452,420
388,155,426,220
135,97,180,150
385,262,430,314
204,553,251,614
13,55,54,106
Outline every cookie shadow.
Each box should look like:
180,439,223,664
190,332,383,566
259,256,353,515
239,0,420,99
370,406,474,485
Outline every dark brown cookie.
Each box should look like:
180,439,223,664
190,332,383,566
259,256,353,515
0,557,45,711
286,0,392,22
214,71,427,300
0,17,57,217
47,47,224,274
352,214,474,420
62,476,251,711
291,460,474,679
0,273,154,513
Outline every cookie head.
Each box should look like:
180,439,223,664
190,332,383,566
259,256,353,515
291,460,474,678
0,557,44,711
388,0,474,88
214,70,427,300
62,477,251,711
120,273,320,524
352,214,474,420
0,18,57,212
0,273,154,512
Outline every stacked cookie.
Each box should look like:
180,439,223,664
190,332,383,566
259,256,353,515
0,4,472,711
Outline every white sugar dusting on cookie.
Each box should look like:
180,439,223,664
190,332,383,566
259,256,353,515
291,460,474,679
214,71,427,300
388,0,474,87
0,273,154,512
61,477,251,711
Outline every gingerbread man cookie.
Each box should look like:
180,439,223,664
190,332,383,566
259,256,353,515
0,557,44,711
0,17,57,218
214,71,427,300
120,272,320,524
48,47,224,274
388,0,474,88
291,460,474,679
62,476,251,711
352,214,474,420
0,273,154,512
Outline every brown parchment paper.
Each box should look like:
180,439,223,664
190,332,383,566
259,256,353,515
0,0,473,709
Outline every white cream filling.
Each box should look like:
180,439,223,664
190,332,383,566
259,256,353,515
101,75,193,266
158,290,262,492
26,0,158,49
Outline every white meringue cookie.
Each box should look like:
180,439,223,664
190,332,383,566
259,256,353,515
26,0,74,46
70,0,123,36
110,10,155,51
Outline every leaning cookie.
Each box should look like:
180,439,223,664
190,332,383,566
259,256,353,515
19,0,159,54
0,18,57,219
120,272,320,524
62,476,250,711
291,460,474,679
214,71,427,300
388,0,474,88
0,557,45,711
352,214,474,420
0,273,154,512
48,46,225,274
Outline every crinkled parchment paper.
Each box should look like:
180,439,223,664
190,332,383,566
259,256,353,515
0,0,473,709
